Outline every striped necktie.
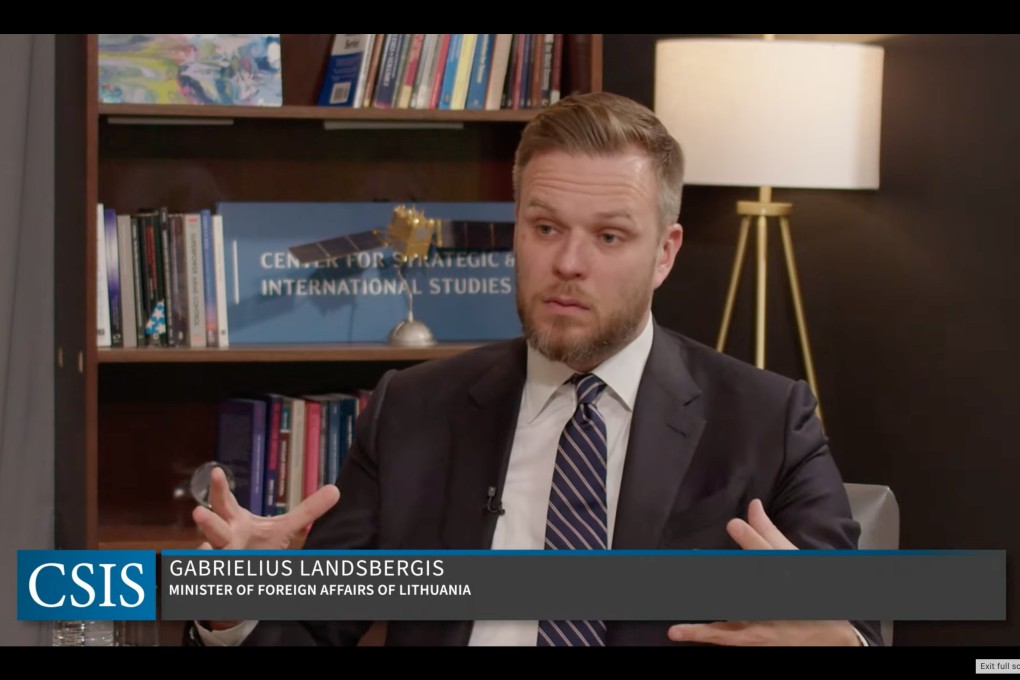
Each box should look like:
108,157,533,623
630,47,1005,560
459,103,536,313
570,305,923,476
537,373,608,647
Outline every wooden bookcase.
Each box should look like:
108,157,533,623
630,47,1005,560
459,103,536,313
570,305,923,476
53,34,604,556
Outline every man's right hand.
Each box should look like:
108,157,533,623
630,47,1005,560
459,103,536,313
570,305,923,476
192,465,341,631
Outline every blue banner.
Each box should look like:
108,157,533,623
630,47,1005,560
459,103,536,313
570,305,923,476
217,202,522,344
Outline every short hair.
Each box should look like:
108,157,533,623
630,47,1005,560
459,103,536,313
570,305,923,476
512,91,685,229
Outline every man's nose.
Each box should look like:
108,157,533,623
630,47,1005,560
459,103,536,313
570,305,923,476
552,235,589,279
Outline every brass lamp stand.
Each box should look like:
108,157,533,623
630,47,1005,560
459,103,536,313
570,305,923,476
715,186,823,425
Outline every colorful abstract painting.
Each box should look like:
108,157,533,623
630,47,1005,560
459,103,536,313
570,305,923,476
98,34,283,106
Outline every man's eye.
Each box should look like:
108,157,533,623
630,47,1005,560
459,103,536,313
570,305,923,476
536,224,554,235
601,233,618,244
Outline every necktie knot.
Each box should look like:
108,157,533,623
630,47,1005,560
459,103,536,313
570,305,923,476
572,373,606,406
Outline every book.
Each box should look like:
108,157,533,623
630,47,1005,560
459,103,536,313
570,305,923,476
212,214,230,348
102,207,122,347
98,34,283,106
449,34,478,110
215,398,267,515
200,209,219,347
183,213,206,347
115,214,138,348
485,34,514,111
317,34,374,107
371,34,406,109
465,34,494,111
96,204,111,348
215,201,521,344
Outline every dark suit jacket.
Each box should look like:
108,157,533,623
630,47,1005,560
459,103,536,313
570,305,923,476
218,323,880,646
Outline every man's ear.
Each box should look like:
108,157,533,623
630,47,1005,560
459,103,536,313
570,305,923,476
653,222,683,289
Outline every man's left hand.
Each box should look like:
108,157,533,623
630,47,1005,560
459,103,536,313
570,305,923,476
666,499,862,647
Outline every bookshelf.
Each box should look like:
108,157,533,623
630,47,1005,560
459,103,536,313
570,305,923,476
53,34,604,557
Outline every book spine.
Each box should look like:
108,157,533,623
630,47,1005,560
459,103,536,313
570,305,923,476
249,400,266,515
158,208,176,347
212,214,230,348
359,34,386,109
200,209,219,347
263,395,282,517
465,34,493,111
371,34,405,109
275,399,291,515
303,400,322,499
549,34,564,104
140,212,164,347
437,34,463,110
96,203,111,348
427,34,452,110
410,34,438,110
169,214,189,347
449,34,478,111
115,214,138,348
287,398,306,511
396,34,425,109
183,213,206,348
351,34,376,108
129,215,147,346
103,207,122,347
485,34,514,111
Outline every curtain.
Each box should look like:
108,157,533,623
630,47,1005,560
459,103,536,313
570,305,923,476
0,34,55,646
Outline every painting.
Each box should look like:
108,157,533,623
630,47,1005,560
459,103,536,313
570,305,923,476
98,34,283,106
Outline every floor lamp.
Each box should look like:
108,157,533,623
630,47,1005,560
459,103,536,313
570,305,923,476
654,35,884,425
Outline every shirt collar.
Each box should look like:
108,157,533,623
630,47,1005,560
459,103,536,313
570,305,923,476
521,314,655,422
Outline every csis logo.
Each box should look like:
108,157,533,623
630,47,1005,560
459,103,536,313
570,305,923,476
18,550,156,620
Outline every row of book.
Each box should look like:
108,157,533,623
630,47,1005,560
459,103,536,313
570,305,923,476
96,204,228,349
215,391,371,517
318,34,565,112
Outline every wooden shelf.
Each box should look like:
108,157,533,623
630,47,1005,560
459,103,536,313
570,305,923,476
99,523,308,551
97,342,484,363
99,103,538,124
99,523,205,551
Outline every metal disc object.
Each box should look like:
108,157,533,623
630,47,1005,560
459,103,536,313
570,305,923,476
189,461,236,508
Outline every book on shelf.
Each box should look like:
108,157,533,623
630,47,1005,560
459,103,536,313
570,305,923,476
215,398,267,515
317,34,375,107
465,34,494,111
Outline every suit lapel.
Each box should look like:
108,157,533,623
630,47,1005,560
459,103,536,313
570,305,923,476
440,339,527,550
612,325,705,549
435,341,526,647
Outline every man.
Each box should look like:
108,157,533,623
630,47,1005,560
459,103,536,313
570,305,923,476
190,91,878,647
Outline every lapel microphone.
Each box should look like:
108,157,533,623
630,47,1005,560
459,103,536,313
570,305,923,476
485,486,506,515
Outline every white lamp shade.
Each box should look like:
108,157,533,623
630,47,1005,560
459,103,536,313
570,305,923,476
654,38,884,189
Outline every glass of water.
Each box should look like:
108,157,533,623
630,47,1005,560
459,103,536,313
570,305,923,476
115,620,161,646
51,620,115,646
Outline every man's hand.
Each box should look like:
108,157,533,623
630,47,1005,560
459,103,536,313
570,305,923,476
192,465,341,631
667,499,862,647
193,465,341,551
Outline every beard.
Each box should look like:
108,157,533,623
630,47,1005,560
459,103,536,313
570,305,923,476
516,276,652,370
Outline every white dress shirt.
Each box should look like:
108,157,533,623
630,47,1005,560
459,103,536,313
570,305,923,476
468,316,654,646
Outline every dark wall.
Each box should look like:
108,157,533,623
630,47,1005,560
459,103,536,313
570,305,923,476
604,34,1020,646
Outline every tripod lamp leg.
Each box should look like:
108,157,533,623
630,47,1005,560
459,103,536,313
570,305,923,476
778,215,823,425
717,215,753,353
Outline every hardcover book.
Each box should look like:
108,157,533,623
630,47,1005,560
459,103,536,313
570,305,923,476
98,34,283,106
215,201,521,345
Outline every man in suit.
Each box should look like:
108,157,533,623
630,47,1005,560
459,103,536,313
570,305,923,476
190,91,879,647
